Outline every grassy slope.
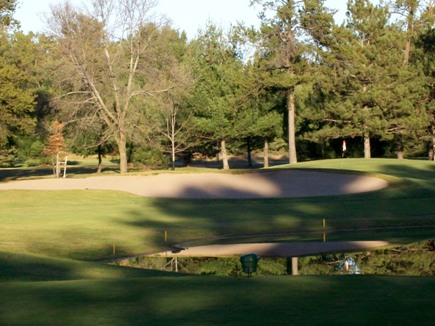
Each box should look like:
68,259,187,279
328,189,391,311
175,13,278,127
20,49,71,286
0,158,434,325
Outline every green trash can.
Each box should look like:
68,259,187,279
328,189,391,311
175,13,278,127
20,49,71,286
240,253,260,277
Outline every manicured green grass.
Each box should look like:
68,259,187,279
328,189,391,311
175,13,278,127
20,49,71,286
0,158,433,325
293,158,435,178
0,159,433,260
0,190,169,259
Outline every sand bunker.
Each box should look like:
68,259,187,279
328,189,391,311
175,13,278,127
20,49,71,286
0,170,388,199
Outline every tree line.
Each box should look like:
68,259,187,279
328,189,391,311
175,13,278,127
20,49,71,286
0,0,433,172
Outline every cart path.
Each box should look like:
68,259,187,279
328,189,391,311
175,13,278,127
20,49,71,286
0,170,388,199
150,241,391,258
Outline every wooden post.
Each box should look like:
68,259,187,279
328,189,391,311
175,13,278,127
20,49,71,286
113,244,116,257
292,257,299,276
164,230,168,242
323,218,326,242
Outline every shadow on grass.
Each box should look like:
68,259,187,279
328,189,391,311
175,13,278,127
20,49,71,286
120,196,434,259
0,274,434,325
120,160,434,253
375,163,435,181
0,251,180,282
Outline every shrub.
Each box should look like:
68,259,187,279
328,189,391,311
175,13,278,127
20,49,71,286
129,146,168,169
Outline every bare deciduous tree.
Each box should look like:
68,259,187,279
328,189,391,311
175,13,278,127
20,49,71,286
160,95,196,170
47,0,174,173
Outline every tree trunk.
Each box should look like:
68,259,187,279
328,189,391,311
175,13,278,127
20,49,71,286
321,140,325,159
287,90,297,164
117,122,128,173
63,156,67,178
364,133,371,159
403,38,411,66
171,136,176,171
55,153,61,178
118,137,128,174
247,138,252,167
263,138,269,168
397,151,404,159
396,134,404,159
396,3,413,160
119,146,128,173
171,110,176,171
431,124,435,161
171,152,176,170
221,139,229,170
403,3,415,66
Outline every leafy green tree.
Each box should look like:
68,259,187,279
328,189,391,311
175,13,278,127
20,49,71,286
1,1,59,165
66,119,114,173
159,30,192,170
291,0,338,157
0,30,37,157
251,0,311,164
151,27,195,170
378,0,431,158
159,95,195,170
31,34,65,140
300,0,429,158
187,24,246,169
415,3,434,159
0,0,17,27
233,58,284,167
392,0,434,159
334,0,391,158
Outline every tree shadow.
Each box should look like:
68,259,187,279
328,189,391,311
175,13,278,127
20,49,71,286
0,166,119,182
0,251,177,282
187,156,288,169
1,273,434,325
119,162,434,256
375,162,435,181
